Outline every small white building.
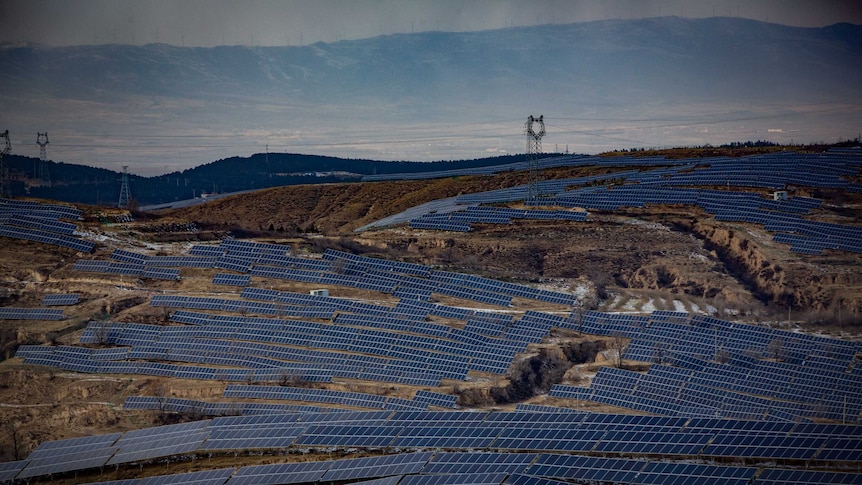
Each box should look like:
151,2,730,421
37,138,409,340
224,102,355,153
310,289,329,297
773,191,788,201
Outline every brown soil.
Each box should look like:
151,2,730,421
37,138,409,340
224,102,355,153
166,166,636,235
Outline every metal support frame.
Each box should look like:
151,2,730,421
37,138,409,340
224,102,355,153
36,132,50,185
118,166,132,208
525,115,545,202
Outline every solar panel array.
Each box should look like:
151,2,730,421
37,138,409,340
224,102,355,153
0,223,93,252
571,151,856,193
553,184,862,255
544,311,862,422
74,240,576,309
73,259,181,281
0,198,93,252
16,297,861,454
11,411,862,482
318,249,575,307
22,250,582,385
59,302,529,383
72,240,297,281
0,197,83,220
78,241,571,307
364,151,862,254
18,257,862,420
6,153,862,482
9,199,862,483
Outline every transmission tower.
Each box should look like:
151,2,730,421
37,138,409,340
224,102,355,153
0,130,11,198
525,115,546,202
118,166,132,208
36,132,51,186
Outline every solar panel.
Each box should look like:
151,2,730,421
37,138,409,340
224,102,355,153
0,461,28,482
19,432,122,478
111,249,147,263
18,447,118,478
523,454,645,483
199,426,306,451
422,452,537,475
136,468,234,485
227,461,331,485
145,256,217,268
295,424,402,448
40,293,80,306
141,268,181,280
189,245,225,257
755,468,862,485
505,474,573,485
8,214,78,234
108,426,210,465
0,224,94,253
400,474,509,485
212,273,252,286
0,307,65,320
320,452,433,482
412,390,457,408
632,462,758,485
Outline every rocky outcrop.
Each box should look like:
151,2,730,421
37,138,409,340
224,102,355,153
690,221,862,314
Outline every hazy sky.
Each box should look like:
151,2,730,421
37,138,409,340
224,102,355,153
2,0,861,47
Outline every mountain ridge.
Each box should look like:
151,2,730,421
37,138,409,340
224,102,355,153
2,16,860,173
2,151,535,205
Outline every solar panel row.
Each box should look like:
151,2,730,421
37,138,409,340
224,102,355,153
1,198,83,220
14,410,862,481
223,384,430,411
0,199,93,252
40,293,80,306
371,152,862,255
0,224,94,252
409,206,588,232
0,307,65,320
547,312,862,422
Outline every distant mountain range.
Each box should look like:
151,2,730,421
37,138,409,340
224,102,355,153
1,17,861,174
5,17,861,104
